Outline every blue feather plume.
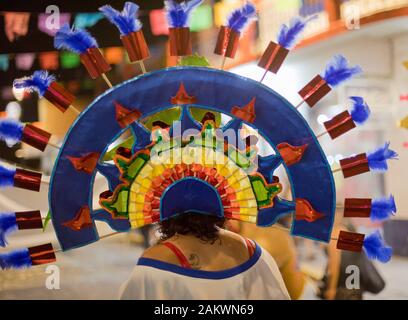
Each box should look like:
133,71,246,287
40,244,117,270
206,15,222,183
0,248,32,270
13,70,55,97
363,231,392,263
165,0,203,28
349,96,371,125
227,1,257,33
0,119,24,146
367,142,398,171
371,195,397,222
99,2,142,35
54,23,98,54
0,212,17,247
277,16,315,49
0,164,16,188
322,55,362,87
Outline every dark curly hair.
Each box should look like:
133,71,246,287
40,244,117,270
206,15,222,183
159,212,225,243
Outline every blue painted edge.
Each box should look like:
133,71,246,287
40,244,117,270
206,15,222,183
137,242,262,280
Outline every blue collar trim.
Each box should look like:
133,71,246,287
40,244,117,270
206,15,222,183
137,242,262,280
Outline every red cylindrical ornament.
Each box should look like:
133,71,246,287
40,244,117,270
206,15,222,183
15,210,43,229
339,153,370,178
80,47,111,79
324,110,356,140
21,124,51,152
43,82,75,113
344,198,372,218
169,27,192,56
258,41,289,74
298,75,331,108
13,168,42,192
121,30,150,63
336,231,365,252
28,243,56,266
214,26,240,59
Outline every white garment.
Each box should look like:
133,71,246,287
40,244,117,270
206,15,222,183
119,243,290,300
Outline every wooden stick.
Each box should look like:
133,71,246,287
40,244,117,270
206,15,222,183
224,167,242,181
221,186,252,199
269,224,338,241
260,69,268,83
47,141,61,150
69,105,81,115
0,158,41,173
332,167,342,174
295,100,305,109
101,73,113,88
220,56,227,70
99,231,121,240
234,175,249,185
138,61,147,74
217,161,232,175
316,131,328,139
234,185,253,194
215,167,241,188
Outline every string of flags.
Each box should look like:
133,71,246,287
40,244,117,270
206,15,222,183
0,1,333,74
0,46,132,73
0,5,216,73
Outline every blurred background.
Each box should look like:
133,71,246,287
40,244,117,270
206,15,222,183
0,0,407,300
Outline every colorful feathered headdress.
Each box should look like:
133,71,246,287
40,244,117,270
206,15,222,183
0,3,397,271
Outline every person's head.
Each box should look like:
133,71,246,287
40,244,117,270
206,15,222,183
159,212,226,243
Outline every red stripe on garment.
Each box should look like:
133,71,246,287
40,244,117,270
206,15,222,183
244,238,255,257
162,242,192,269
